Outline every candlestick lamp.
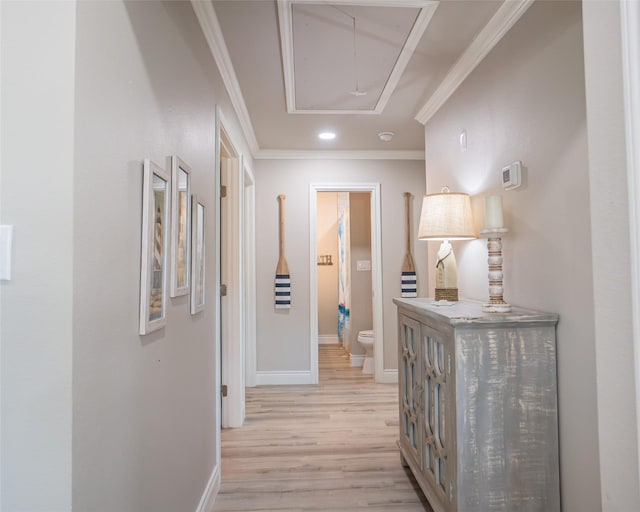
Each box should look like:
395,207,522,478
418,187,476,302
480,195,511,312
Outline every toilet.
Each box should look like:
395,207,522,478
357,330,375,374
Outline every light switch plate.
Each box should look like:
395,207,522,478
0,225,13,281
356,260,371,271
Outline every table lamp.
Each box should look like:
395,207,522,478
418,187,476,301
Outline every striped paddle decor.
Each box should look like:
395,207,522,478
402,192,417,298
275,194,291,308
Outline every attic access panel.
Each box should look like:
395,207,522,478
279,1,438,114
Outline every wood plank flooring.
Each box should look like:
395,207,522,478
214,345,432,512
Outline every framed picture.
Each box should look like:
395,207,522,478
139,159,171,335
190,194,206,315
169,156,191,297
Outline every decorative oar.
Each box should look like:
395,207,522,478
275,194,291,308
401,192,417,298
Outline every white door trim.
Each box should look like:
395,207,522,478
243,163,257,388
309,183,385,383
621,0,640,486
214,106,222,468
219,113,244,428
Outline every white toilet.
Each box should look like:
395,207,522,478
357,330,375,374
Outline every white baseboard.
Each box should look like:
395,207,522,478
195,463,220,512
318,335,340,345
350,354,365,367
256,370,313,385
379,369,398,384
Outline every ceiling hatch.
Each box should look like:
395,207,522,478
278,0,438,115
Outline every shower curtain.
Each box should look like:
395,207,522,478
337,192,351,347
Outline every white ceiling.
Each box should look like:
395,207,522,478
198,0,533,158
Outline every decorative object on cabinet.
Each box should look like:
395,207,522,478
394,298,560,512
139,159,171,335
480,195,511,313
275,194,291,309
417,187,475,302
401,192,417,298
190,195,206,315
168,156,191,298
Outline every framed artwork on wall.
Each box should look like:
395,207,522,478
139,159,171,335
169,156,191,297
190,194,206,315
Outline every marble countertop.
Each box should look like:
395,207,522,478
393,297,559,327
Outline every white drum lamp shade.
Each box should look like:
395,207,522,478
418,188,475,301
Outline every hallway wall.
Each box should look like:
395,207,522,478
3,1,252,511
71,2,253,510
254,159,426,377
583,1,640,508
1,2,76,509
423,2,600,510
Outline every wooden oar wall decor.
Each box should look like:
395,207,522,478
275,194,291,308
401,192,417,298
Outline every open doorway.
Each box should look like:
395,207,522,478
316,192,373,376
218,111,248,429
309,183,384,383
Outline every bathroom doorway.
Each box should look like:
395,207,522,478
316,192,373,373
309,183,384,383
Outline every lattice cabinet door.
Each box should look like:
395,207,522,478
398,314,422,469
420,325,453,511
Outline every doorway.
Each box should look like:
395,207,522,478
218,110,250,429
316,192,373,374
309,183,384,383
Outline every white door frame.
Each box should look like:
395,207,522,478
243,164,257,388
214,106,222,467
621,0,640,483
309,183,385,383
218,111,245,428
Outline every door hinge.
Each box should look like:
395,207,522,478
221,385,228,397
221,185,227,198
220,284,227,297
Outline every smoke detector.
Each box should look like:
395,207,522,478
378,132,394,142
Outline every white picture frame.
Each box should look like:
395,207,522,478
169,156,191,297
190,194,206,315
139,159,171,334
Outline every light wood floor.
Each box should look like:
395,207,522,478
214,344,432,512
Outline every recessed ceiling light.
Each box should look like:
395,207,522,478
318,132,336,140
378,131,394,142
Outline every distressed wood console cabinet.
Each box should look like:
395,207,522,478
393,298,560,512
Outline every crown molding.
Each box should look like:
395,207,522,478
191,0,260,156
288,0,434,6
278,0,438,115
277,1,296,114
254,149,425,160
414,0,534,125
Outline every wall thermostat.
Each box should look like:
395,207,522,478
502,161,522,190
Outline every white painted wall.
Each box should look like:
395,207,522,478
1,2,76,510
317,192,338,337
254,159,426,373
583,1,640,510
423,2,601,510
71,2,252,510
2,1,251,511
348,192,372,357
